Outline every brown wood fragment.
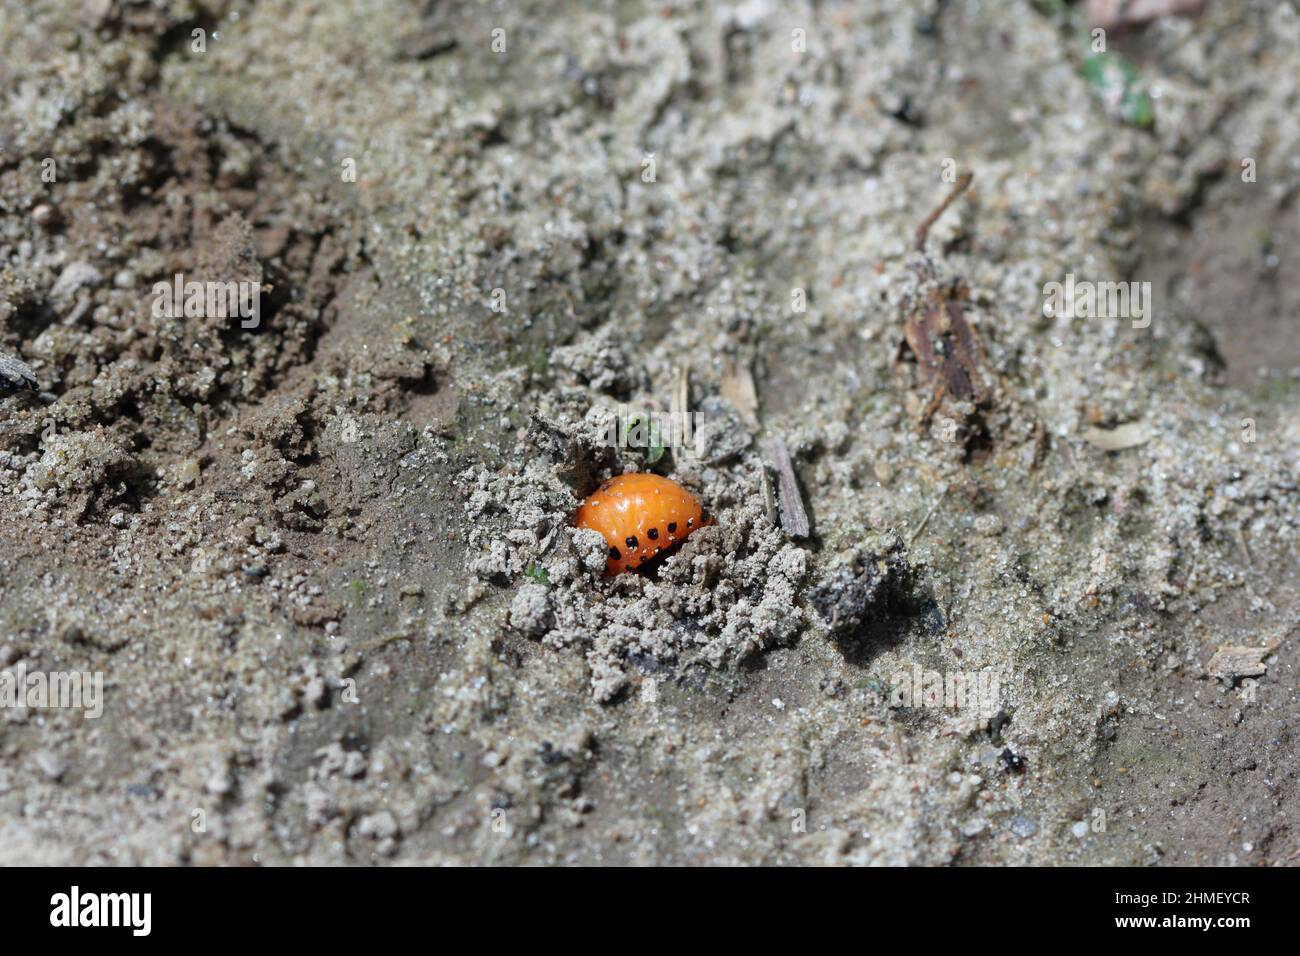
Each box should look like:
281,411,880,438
396,29,458,60
292,602,346,628
915,172,973,253
670,366,695,459
720,358,760,433
763,438,810,538
670,366,689,420
1087,0,1203,29
760,465,778,527
893,173,1000,460
1083,422,1151,451
1206,643,1276,681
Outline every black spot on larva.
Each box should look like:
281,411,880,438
667,522,677,534
686,518,694,527
647,527,659,540
625,535,638,549
608,546,621,560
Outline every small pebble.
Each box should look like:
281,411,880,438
34,750,68,781
1009,815,1037,838
32,204,61,229
356,810,399,840
205,769,234,795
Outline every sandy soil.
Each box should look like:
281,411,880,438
0,0,1296,865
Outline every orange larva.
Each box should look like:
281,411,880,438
574,473,705,576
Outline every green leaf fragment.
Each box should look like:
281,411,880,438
623,409,666,463
646,423,665,464
1082,50,1154,129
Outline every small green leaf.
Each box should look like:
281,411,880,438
1123,89,1154,128
646,422,665,464
622,408,666,462
1082,49,1154,129
524,563,550,586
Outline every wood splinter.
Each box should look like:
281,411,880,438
763,438,810,538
